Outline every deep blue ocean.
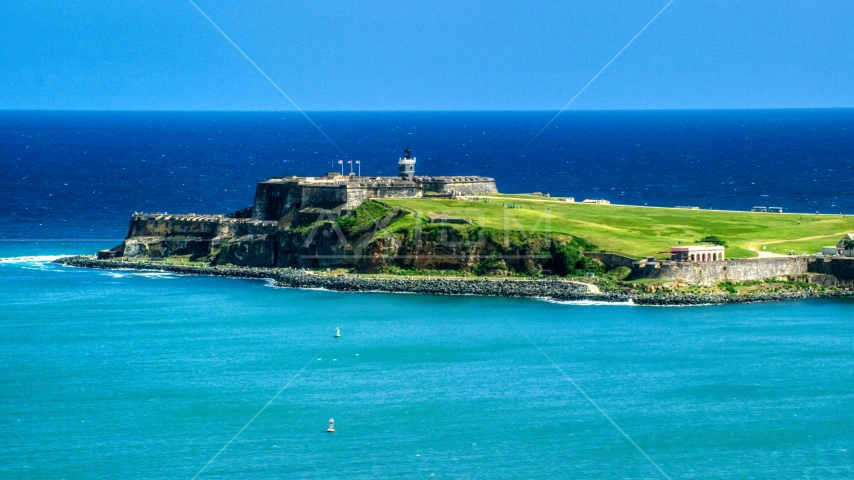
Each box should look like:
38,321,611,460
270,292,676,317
2,110,853,241
2,111,854,478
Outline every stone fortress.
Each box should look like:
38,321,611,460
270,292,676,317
103,150,498,262
251,148,497,223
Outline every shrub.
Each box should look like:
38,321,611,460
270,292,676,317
472,252,508,276
610,266,632,281
574,256,605,275
336,201,393,237
698,235,728,247
546,241,581,276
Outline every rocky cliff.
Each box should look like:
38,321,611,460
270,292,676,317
106,201,594,277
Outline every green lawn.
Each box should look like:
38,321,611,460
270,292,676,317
380,195,853,259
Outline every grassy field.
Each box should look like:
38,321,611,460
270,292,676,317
381,195,853,259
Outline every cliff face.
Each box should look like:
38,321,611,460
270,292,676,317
123,237,211,259
275,206,409,268
276,224,357,268
213,234,277,267
111,202,584,277
358,221,590,276
117,214,277,262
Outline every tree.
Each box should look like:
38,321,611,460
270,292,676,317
698,235,727,247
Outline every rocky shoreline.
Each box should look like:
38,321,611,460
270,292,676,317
54,256,854,306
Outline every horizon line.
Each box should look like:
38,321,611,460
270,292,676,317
2,107,854,114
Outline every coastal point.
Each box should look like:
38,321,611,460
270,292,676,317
56,150,854,304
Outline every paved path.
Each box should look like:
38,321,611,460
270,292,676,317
748,247,785,258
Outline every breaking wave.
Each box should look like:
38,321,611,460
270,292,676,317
0,255,68,264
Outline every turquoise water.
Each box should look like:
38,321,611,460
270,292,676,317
5,109,854,478
2,255,854,478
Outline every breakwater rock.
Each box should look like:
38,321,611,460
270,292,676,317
54,256,619,302
633,289,854,306
274,270,624,302
54,256,854,306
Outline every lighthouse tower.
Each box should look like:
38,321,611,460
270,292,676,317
398,148,415,180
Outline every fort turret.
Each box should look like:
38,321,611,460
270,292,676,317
398,148,415,179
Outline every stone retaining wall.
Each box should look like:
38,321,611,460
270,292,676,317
631,257,811,286
584,252,637,270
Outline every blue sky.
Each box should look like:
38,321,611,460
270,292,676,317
1,0,852,111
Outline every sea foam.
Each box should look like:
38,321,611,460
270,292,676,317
541,298,635,306
0,255,68,264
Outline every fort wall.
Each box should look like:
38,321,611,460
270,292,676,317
584,252,637,270
344,184,423,209
416,177,497,195
122,214,277,259
250,175,497,222
299,184,349,208
251,179,302,221
128,214,277,238
128,214,220,238
631,257,811,286
808,257,854,286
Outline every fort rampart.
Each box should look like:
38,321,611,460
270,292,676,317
343,184,423,209
128,214,277,237
250,176,496,222
417,177,498,195
808,257,854,287
117,214,278,260
631,257,812,286
251,180,302,221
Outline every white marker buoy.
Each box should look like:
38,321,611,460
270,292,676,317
334,327,340,338
327,418,335,433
